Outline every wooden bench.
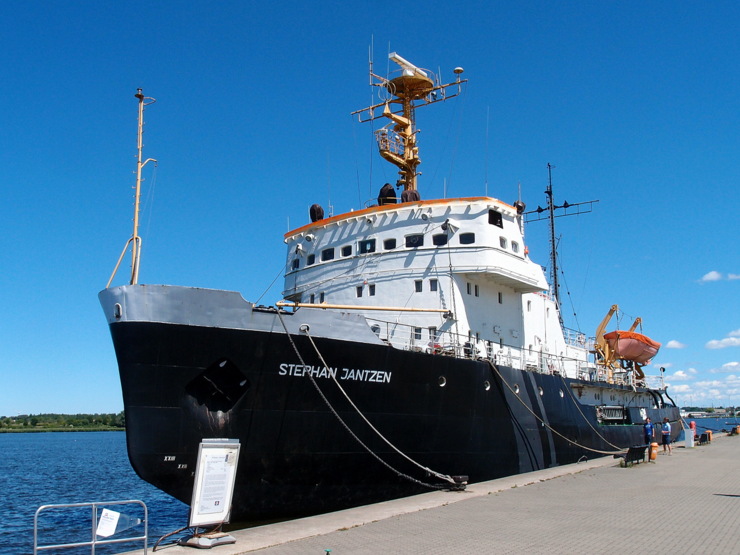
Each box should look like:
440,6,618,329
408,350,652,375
614,445,648,467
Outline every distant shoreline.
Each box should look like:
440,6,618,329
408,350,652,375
0,427,124,434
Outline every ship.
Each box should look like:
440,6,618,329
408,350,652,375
100,55,680,523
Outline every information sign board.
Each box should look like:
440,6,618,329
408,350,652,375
188,439,241,527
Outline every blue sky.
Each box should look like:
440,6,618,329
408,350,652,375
1,1,738,415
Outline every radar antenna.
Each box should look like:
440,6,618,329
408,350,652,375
352,53,467,193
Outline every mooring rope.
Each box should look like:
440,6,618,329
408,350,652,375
275,311,459,490
486,361,625,456
557,374,625,450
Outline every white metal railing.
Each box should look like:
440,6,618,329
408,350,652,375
34,500,148,554
366,317,587,379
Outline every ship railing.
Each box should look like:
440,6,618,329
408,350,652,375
366,317,591,379
375,128,405,156
34,499,148,554
563,327,594,349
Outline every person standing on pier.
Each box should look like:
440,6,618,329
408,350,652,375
643,417,654,446
661,418,673,455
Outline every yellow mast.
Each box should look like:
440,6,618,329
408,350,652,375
352,53,466,192
106,89,157,288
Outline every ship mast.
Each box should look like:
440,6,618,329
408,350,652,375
106,89,157,288
525,166,599,323
352,53,466,192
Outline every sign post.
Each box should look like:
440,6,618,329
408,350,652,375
180,439,240,549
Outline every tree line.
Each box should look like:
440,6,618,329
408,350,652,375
0,412,125,432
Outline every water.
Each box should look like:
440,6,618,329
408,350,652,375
0,431,189,555
681,415,740,433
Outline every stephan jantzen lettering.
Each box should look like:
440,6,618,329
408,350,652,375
278,363,391,383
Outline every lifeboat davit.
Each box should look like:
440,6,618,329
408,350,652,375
604,330,661,364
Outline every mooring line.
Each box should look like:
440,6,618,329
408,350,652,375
275,311,460,490
557,374,625,450
487,361,624,455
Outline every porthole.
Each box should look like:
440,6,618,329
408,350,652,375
438,376,447,387
484,380,491,391
538,386,544,396
559,389,564,398
113,303,122,320
514,384,520,394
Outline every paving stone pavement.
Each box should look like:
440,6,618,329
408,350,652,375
137,435,740,554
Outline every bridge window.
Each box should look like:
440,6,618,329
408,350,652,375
489,209,503,228
321,248,335,261
341,245,352,257
460,233,475,245
291,259,299,270
499,236,508,249
384,238,397,250
307,254,315,265
512,241,520,253
359,239,376,254
406,234,424,248
432,234,448,246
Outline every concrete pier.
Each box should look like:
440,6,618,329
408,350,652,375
133,435,739,554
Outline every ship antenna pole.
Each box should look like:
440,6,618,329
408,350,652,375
105,89,156,288
546,163,560,312
130,89,157,285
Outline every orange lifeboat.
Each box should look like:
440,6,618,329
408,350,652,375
603,330,661,364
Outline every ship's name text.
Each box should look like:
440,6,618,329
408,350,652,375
278,363,391,383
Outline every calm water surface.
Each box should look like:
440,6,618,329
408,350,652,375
0,431,188,555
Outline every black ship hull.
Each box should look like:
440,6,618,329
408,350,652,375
102,285,680,523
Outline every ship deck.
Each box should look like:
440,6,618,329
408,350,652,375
119,432,739,554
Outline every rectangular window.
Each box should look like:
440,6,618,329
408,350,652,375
405,234,424,248
527,300,532,312
460,232,475,245
499,236,508,249
474,284,479,297
307,254,315,265
489,209,503,228
512,241,520,253
320,292,325,303
498,292,503,304
310,294,315,304
413,327,422,341
369,284,376,296
429,327,438,342
384,238,397,250
291,259,299,270
321,248,335,261
415,280,423,293
356,286,363,298
466,282,471,295
341,245,352,257
430,278,438,292
432,234,448,246
359,239,376,254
